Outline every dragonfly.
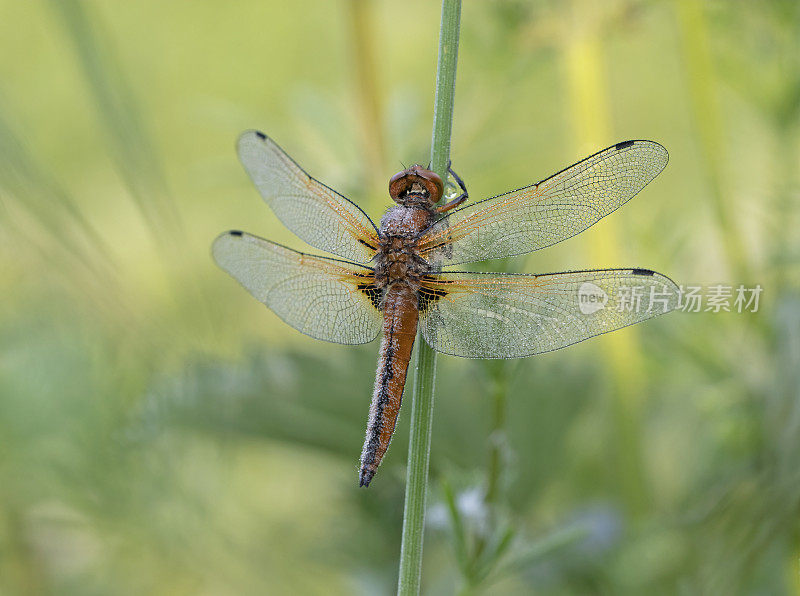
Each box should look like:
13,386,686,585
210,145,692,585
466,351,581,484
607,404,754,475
212,131,679,487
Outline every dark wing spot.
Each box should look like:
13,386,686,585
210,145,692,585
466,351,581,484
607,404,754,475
358,238,377,250
355,277,383,310
229,230,244,237
255,131,266,140
630,268,655,276
615,140,635,151
418,285,448,314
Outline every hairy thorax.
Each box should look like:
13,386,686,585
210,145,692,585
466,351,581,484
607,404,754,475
374,205,437,290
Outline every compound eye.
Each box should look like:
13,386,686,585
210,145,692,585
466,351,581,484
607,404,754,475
419,170,443,203
389,171,414,202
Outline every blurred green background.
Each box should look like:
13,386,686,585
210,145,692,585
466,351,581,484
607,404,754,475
1,0,798,594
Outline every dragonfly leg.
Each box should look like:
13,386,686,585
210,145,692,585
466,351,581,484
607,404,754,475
437,160,469,213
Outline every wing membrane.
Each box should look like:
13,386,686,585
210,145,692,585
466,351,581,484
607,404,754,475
212,230,382,344
237,131,380,264
418,141,668,266
419,268,679,358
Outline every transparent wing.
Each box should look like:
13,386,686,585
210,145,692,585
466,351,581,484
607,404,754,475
237,131,381,264
212,230,382,344
419,268,679,358
418,141,668,266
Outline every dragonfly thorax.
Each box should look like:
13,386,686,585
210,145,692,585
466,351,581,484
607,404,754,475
373,240,429,289
375,206,435,290
379,204,435,238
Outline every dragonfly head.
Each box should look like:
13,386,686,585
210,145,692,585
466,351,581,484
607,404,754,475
389,165,443,207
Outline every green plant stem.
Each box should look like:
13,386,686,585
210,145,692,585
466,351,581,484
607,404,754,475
427,0,461,179
397,1,461,594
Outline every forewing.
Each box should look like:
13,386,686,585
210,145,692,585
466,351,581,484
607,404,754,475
212,230,382,344
237,131,380,264
418,141,668,266
419,268,679,358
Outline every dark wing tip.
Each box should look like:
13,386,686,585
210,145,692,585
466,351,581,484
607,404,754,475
619,139,669,164
630,267,655,276
613,139,669,159
236,130,269,150
611,139,670,177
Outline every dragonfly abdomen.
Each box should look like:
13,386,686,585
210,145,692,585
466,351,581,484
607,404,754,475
359,284,419,487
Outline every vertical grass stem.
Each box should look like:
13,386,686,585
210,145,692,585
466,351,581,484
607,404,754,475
397,1,461,594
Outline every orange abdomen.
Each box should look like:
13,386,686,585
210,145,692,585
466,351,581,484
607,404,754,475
359,284,419,487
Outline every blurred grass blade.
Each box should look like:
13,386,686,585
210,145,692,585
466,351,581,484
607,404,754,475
0,107,113,271
347,0,386,194
48,0,184,244
491,524,589,581
562,4,649,515
48,0,218,338
472,523,515,585
674,0,750,281
441,478,469,573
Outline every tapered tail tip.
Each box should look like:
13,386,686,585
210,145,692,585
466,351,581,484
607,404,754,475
359,468,375,488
